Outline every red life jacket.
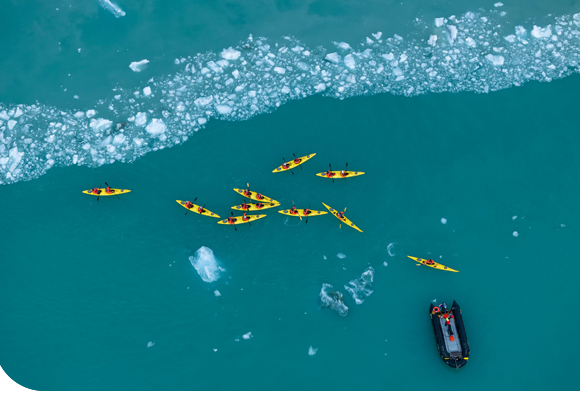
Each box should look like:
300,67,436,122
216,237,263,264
326,171,333,177
228,218,235,224
198,207,205,213
185,202,193,208
303,209,310,215
290,208,297,215
92,188,101,194
256,203,263,209
241,204,249,210
242,213,249,221
257,193,263,200
244,190,251,196
340,171,347,177
294,158,301,164
282,163,289,169
338,212,345,219
106,187,113,194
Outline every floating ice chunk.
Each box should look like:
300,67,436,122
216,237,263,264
392,67,403,76
323,255,327,260
387,242,396,257
133,138,144,147
494,2,503,7
221,47,241,60
447,26,458,44
532,25,552,39
441,218,447,224
344,54,356,69
194,95,213,107
14,108,23,118
336,42,351,50
337,253,346,259
273,66,286,74
372,32,382,40
0,111,8,120
515,26,526,37
382,53,394,61
242,332,252,340
428,35,437,46
344,267,375,305
325,52,340,63
281,86,290,94
98,0,126,18
7,120,16,130
8,147,23,173
145,119,166,135
319,284,348,317
86,109,96,118
485,54,505,66
143,86,152,96
106,144,116,153
216,104,232,114
135,112,147,126
435,18,446,27
308,346,318,356
513,231,519,237
89,118,113,133
147,341,154,348
574,14,580,27
129,59,149,72
504,35,516,43
214,290,221,297
189,247,225,283
383,261,388,267
465,37,477,47
74,111,85,118
314,83,326,92
112,134,125,145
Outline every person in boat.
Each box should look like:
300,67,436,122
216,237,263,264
337,211,346,220
227,217,236,224
242,213,249,221
243,189,252,196
91,188,102,195
255,203,265,209
425,259,435,265
105,186,115,194
198,206,206,214
240,203,250,210
303,208,311,216
340,170,348,178
289,207,298,215
282,162,289,170
294,157,301,164
325,170,335,178
184,201,194,209
256,193,264,200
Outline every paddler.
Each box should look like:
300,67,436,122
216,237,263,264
282,162,289,170
303,208,311,216
105,186,115,194
240,203,250,211
255,203,265,209
293,157,301,164
198,206,206,214
184,201,194,209
340,170,348,178
91,188,102,195
256,193,264,200
425,259,435,265
243,189,252,196
325,170,334,178
289,207,298,215
242,213,249,221
227,216,236,224
337,211,346,220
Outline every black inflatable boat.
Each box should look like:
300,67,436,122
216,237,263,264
429,300,470,369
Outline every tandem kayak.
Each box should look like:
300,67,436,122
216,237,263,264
232,202,280,211
233,188,277,203
82,188,130,196
217,214,267,225
176,200,221,218
278,209,328,217
315,171,365,179
407,256,459,272
429,301,470,369
272,153,316,173
322,202,363,232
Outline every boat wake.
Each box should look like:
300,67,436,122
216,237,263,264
2,7,580,184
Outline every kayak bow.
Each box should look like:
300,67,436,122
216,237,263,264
272,153,316,173
176,200,221,218
407,256,459,272
322,202,363,232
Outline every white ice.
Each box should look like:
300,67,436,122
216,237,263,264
85,109,96,118
89,118,113,133
216,104,232,114
7,120,16,130
337,253,346,259
325,52,340,63
145,119,166,135
98,0,125,18
242,332,252,339
221,47,241,60
344,267,375,305
441,218,447,224
485,54,505,66
435,18,445,27
531,25,552,39
447,26,458,44
147,341,154,348
214,290,221,297
188,246,225,283
387,242,396,256
428,35,437,46
319,283,348,317
372,32,382,40
135,112,147,126
129,59,149,72
308,346,318,356
143,86,152,96
344,54,356,69
513,231,519,237
512,215,517,220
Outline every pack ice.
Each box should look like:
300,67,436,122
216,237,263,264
188,246,225,283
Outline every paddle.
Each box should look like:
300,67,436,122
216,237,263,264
305,202,311,224
292,153,303,170
282,157,294,175
96,182,103,202
344,163,348,181
292,200,302,221
329,163,334,183
104,182,120,200
185,197,197,215
231,211,237,231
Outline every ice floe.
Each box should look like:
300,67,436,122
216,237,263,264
513,231,519,237
319,283,348,317
308,346,318,356
4,8,580,184
344,267,375,305
214,290,221,297
129,59,149,72
98,0,125,18
188,246,225,283
242,332,252,339
441,218,447,224
337,253,346,259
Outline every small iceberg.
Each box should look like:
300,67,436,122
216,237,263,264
308,346,318,356
129,59,149,72
344,267,375,305
319,284,348,317
188,246,225,283
98,0,126,18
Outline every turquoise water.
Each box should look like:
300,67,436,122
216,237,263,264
1,0,580,391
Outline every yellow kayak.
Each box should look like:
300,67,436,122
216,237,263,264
82,188,131,196
233,188,277,203
322,202,363,232
232,202,280,211
176,200,221,218
272,153,316,173
316,171,365,179
217,214,267,225
278,209,328,217
407,256,459,273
